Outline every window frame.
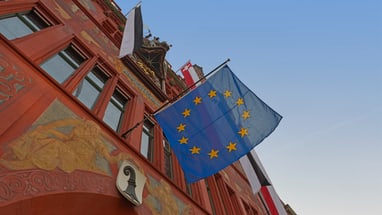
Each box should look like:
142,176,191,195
0,9,51,40
39,44,88,84
163,136,174,179
103,87,129,132
140,118,154,162
73,65,110,110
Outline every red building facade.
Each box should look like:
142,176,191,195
0,0,270,214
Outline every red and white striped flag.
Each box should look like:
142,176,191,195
261,185,287,215
180,61,199,88
240,149,287,215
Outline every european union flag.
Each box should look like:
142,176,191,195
154,65,282,183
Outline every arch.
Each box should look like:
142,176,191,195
0,192,139,215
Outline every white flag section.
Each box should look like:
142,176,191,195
240,149,287,215
239,150,267,194
119,4,143,58
180,61,199,88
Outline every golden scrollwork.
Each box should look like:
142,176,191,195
136,61,156,79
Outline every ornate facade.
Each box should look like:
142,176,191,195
0,0,282,214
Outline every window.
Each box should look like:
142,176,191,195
242,200,258,215
103,89,128,131
40,45,86,84
163,137,173,179
216,175,233,214
205,180,217,215
228,186,241,214
141,120,154,161
0,10,50,40
186,183,192,196
73,66,109,109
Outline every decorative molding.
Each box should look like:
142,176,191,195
0,168,116,206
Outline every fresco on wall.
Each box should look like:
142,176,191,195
51,0,118,55
0,100,191,214
1,118,116,175
145,176,191,215
0,100,130,205
0,100,130,175
0,53,33,108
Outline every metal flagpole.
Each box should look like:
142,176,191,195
124,1,142,17
121,58,230,138
154,58,230,114
174,59,191,75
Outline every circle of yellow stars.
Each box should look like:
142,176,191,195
175,88,252,160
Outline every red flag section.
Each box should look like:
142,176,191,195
181,61,199,88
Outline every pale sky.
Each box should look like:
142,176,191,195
115,1,382,214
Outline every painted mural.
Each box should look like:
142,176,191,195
0,100,127,176
0,100,124,205
145,176,190,215
1,118,116,175
0,100,191,213
0,53,33,108
0,1,193,212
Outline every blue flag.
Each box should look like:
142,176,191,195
154,65,282,183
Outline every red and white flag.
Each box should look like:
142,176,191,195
240,149,287,215
261,185,287,215
180,61,199,88
240,150,271,194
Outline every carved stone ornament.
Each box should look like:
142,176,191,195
116,160,146,206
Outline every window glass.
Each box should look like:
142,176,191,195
163,137,173,179
141,121,154,161
0,10,50,40
103,89,127,131
74,66,109,109
40,45,86,83
186,183,192,196
205,180,217,215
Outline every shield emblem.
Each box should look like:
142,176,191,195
116,160,146,205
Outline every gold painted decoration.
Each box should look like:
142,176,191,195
0,119,127,175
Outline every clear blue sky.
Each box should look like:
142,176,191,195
115,1,382,214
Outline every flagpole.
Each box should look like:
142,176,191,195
175,60,191,74
154,58,230,115
121,58,230,138
124,1,142,17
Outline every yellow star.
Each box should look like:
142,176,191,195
242,111,250,120
193,96,202,105
208,149,219,159
224,90,232,98
178,136,189,144
190,146,201,154
182,109,191,118
226,142,237,152
208,90,217,98
238,127,248,137
236,98,244,106
177,123,186,132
